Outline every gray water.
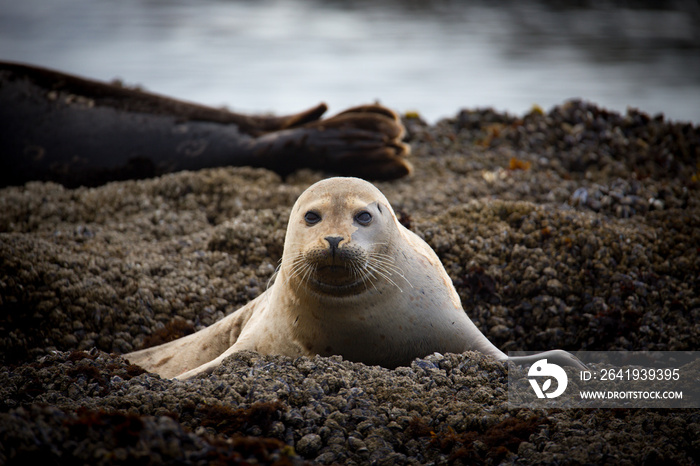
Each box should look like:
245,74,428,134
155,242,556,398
1,0,699,123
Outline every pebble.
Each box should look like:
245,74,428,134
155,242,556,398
296,433,323,457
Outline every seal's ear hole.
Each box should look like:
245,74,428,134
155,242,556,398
377,205,383,214
355,211,372,226
304,211,322,226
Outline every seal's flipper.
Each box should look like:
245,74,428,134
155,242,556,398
506,349,588,371
252,105,413,180
125,290,266,378
174,344,244,380
255,103,328,133
330,104,405,126
307,104,407,140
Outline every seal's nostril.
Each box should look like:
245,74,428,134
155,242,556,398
325,236,343,254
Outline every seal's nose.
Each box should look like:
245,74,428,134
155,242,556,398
325,236,343,256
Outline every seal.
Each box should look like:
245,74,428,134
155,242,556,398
125,177,585,379
0,61,411,188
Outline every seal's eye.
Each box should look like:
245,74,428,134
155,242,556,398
355,211,372,226
304,211,321,225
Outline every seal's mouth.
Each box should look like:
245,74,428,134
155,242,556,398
310,265,364,295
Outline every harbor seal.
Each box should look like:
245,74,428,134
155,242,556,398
126,177,584,379
0,61,411,188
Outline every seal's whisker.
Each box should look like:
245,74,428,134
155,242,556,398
367,253,414,289
297,262,316,293
291,257,309,280
368,254,408,276
355,264,373,290
364,262,403,293
266,263,282,290
285,253,311,288
370,258,401,274
368,251,395,260
354,261,379,292
289,263,307,291
383,265,412,288
348,262,361,285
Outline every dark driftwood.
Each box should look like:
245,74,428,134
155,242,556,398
0,62,411,188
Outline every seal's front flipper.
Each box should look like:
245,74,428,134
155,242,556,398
506,349,588,371
252,104,413,180
332,104,406,122
174,344,244,380
124,291,265,378
251,102,328,133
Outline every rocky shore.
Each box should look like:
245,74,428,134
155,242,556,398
1,100,698,464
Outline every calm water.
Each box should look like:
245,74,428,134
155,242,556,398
1,0,699,123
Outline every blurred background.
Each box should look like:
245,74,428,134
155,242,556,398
1,0,699,123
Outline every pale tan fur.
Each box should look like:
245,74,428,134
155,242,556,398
125,177,583,379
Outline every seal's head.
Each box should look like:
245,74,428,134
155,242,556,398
281,177,402,297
